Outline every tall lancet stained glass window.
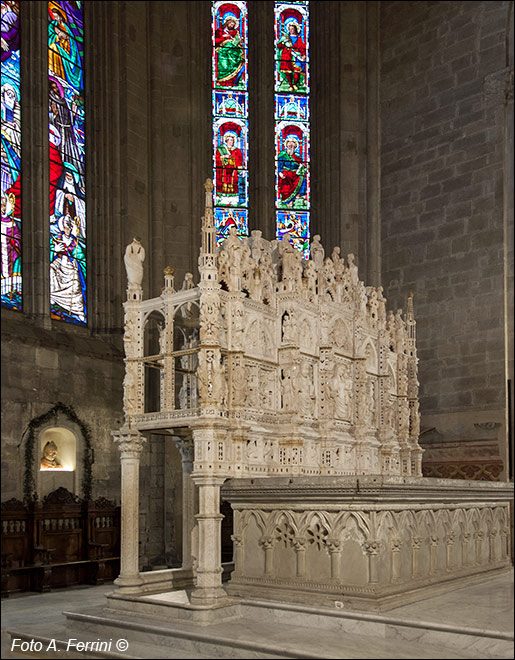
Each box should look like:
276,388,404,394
1,0,22,310
274,1,310,257
48,1,86,325
212,1,248,243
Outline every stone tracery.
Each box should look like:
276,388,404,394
112,180,511,610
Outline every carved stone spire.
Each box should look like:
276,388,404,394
406,292,416,354
199,178,218,284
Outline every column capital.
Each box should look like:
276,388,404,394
326,538,342,553
293,537,307,551
259,535,275,550
176,437,195,466
363,540,380,556
112,426,146,458
231,534,243,547
391,538,402,552
191,474,226,488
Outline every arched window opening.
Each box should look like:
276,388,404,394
48,1,86,325
1,0,22,310
212,0,249,244
274,1,310,257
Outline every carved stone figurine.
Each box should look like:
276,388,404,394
124,238,145,287
181,272,194,290
282,311,297,344
327,363,352,420
298,361,316,416
347,253,359,287
40,440,63,470
310,234,325,272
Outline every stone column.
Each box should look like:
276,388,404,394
488,529,498,563
259,535,275,576
112,427,146,593
231,533,244,577
429,535,439,575
461,532,471,567
363,541,379,584
327,539,342,580
411,537,421,578
391,538,402,583
189,475,227,605
176,437,195,573
445,534,455,572
500,526,509,559
293,538,307,578
474,529,484,565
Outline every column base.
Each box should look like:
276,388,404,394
189,585,229,607
113,574,144,594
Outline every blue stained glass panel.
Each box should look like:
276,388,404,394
276,210,309,258
48,1,86,325
212,1,249,242
213,91,247,120
214,208,248,244
275,2,310,255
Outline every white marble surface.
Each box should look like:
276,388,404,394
1,572,513,659
388,569,514,634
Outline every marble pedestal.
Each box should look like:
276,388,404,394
222,475,514,611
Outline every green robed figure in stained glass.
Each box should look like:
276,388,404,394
214,3,246,88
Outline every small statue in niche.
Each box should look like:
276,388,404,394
280,366,298,412
282,311,297,344
259,252,275,303
40,440,64,470
231,358,248,406
327,363,352,420
298,361,316,417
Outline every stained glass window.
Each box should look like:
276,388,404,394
274,1,310,257
212,1,248,244
48,1,86,325
1,0,22,310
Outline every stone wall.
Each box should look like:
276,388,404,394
1,1,512,531
380,1,513,474
0,316,124,502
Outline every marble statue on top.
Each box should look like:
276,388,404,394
124,238,145,291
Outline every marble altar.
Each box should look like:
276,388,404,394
110,180,512,613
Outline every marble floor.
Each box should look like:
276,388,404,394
1,570,513,659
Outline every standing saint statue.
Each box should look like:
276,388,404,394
124,238,145,287
310,235,324,272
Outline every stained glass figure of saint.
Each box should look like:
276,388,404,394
276,123,309,210
213,2,247,90
275,5,309,95
1,0,22,310
48,1,86,325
